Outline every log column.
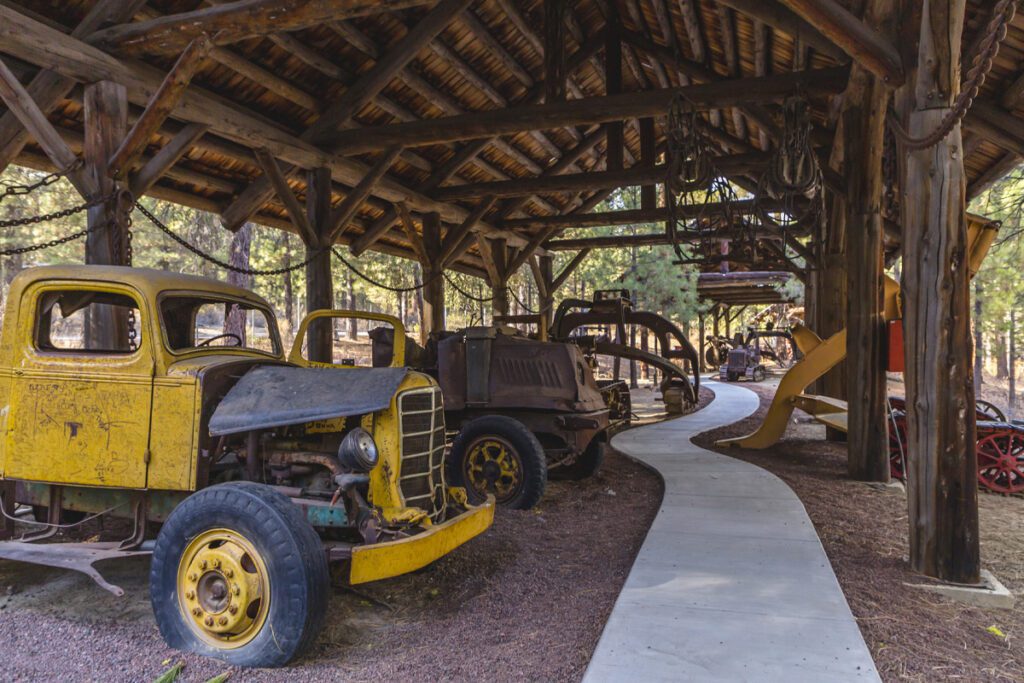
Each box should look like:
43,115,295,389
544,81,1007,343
490,237,510,318
305,167,334,363
83,81,130,350
902,0,979,583
844,0,897,482
421,212,446,334
536,254,554,340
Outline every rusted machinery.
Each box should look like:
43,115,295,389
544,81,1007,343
719,344,767,382
551,289,700,414
0,267,494,667
705,327,799,369
313,312,615,510
887,397,1024,494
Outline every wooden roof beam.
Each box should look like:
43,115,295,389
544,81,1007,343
0,56,94,197
109,36,212,179
253,148,317,244
325,67,847,154
129,122,209,197
717,0,848,63
433,154,770,201
90,0,435,57
0,0,147,174
777,0,904,84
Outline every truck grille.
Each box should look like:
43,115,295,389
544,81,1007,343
397,386,447,521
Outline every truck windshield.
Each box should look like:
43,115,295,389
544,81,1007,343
161,295,280,356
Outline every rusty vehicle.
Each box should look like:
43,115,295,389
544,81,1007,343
301,311,613,510
719,343,768,382
551,289,700,414
0,266,493,667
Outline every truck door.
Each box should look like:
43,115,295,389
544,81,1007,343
3,283,154,489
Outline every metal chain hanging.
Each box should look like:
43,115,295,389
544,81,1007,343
0,159,84,205
136,201,322,275
664,94,740,263
753,96,823,267
0,190,116,256
888,0,1018,151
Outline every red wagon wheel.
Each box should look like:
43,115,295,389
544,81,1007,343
976,428,1024,494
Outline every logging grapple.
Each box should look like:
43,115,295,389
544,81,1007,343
887,397,1024,494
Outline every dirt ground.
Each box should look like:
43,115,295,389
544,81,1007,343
0,386,711,683
694,377,1024,683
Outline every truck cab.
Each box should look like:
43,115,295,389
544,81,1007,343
0,265,493,667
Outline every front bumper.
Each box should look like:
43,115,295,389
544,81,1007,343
349,496,495,584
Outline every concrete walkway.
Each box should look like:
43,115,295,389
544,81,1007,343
585,381,879,682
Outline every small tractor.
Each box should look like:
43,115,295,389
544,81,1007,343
719,340,768,382
0,266,493,667
304,311,614,510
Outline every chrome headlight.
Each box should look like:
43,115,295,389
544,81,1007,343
338,427,379,472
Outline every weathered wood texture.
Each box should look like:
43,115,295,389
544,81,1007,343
324,68,848,154
844,0,896,483
91,0,434,56
779,0,904,84
901,0,980,584
305,166,334,363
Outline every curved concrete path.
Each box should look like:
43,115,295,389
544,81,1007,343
584,381,879,682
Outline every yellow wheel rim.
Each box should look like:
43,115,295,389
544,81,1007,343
176,528,270,649
465,436,523,503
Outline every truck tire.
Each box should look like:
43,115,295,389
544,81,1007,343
753,366,767,382
556,438,607,481
150,482,328,667
448,416,547,510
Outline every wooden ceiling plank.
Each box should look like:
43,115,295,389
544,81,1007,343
91,0,435,57
717,0,848,63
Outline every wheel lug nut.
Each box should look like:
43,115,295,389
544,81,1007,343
218,616,228,626
204,616,214,627
212,559,221,569
192,607,202,617
184,590,195,600
228,604,238,615
188,573,198,582
232,584,241,596
199,560,208,570
224,568,234,578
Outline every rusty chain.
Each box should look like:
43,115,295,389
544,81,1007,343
0,190,116,256
0,159,84,206
888,0,1018,150
136,201,324,275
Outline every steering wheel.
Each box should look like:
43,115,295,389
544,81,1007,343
197,333,243,348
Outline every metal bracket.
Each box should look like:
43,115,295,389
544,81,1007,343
0,540,150,596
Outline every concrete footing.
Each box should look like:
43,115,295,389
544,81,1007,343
906,569,1016,609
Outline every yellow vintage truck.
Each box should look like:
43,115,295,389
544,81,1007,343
0,265,493,667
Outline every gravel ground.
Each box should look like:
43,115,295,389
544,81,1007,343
693,378,1024,683
0,386,713,682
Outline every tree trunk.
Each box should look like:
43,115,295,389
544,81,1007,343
225,222,253,342
997,334,1009,379
347,270,358,340
280,233,294,340
1010,310,1017,415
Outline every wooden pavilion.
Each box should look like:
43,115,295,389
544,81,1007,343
0,0,1020,585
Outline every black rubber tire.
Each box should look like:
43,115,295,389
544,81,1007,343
753,366,767,382
447,416,547,510
727,372,739,382
556,438,607,481
150,482,329,668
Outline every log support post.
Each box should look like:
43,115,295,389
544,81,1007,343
820,191,848,441
532,254,555,340
489,237,510,318
305,167,334,363
83,81,130,350
902,0,980,583
844,0,896,482
422,212,446,335
640,116,657,209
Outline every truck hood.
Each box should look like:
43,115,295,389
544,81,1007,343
209,365,408,436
